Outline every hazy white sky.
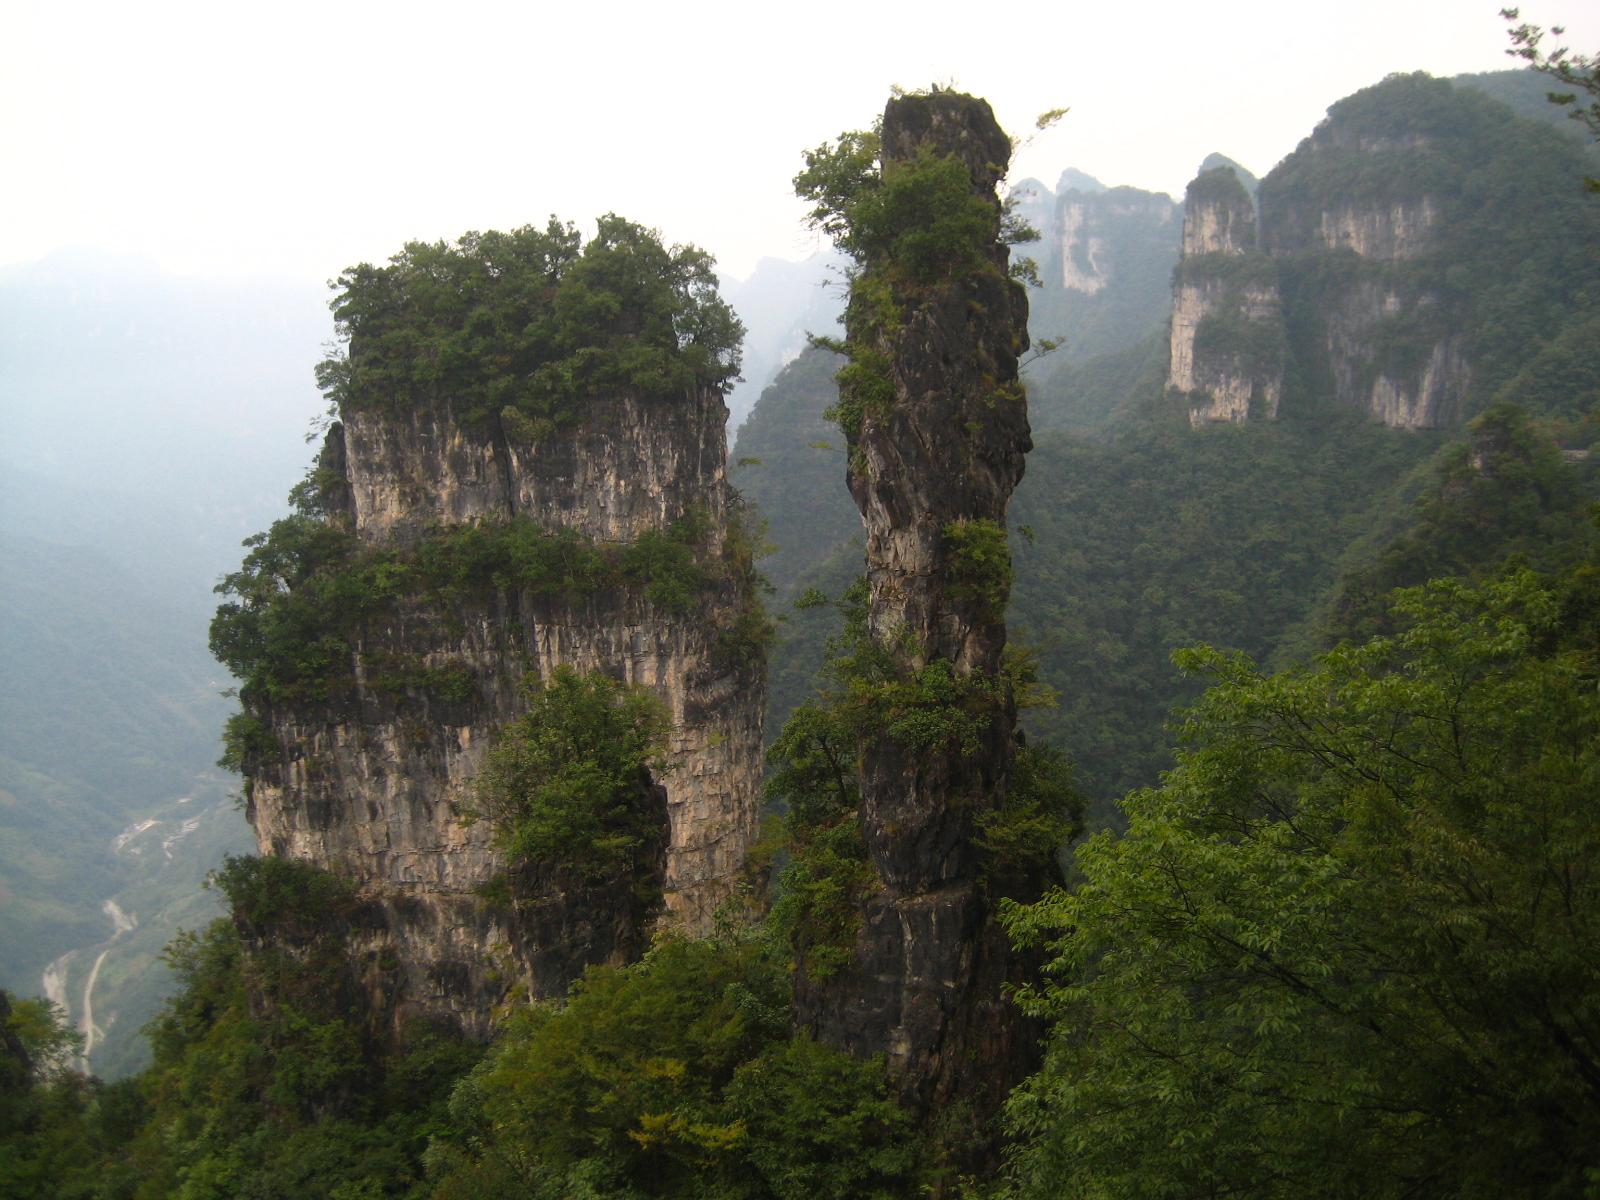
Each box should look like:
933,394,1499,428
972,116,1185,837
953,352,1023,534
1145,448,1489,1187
3,0,1597,284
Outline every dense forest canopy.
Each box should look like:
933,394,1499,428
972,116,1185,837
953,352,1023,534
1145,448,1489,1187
316,216,744,428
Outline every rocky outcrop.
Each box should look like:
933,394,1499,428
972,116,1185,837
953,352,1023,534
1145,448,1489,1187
1323,285,1469,429
1058,187,1180,295
794,90,1046,1154
1013,172,1180,365
1167,165,1284,424
242,386,764,1040
1252,78,1475,428
1316,198,1438,259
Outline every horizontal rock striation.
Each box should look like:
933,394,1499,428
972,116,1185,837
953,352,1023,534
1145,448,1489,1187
342,386,730,545
241,386,764,1040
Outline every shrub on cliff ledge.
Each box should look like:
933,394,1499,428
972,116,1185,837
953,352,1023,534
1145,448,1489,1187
211,509,713,702
470,666,672,880
316,215,743,428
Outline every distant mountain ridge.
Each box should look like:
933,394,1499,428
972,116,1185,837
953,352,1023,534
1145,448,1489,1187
1169,71,1600,429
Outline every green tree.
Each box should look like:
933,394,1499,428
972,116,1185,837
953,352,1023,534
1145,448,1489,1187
1003,571,1600,1199
469,666,672,879
1329,403,1595,641
429,936,920,1200
1504,7,1600,189
318,217,743,427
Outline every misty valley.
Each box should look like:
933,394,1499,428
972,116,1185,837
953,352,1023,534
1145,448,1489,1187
5,52,1600,1200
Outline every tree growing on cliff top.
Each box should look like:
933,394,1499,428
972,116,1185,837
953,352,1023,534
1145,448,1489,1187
315,215,744,429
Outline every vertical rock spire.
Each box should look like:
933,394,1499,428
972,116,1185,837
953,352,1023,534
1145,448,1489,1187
794,89,1052,1164
1168,164,1285,423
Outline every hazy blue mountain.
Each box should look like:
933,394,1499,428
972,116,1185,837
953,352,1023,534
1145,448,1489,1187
1024,177,1182,383
729,350,861,740
0,246,329,602
1007,176,1058,246
0,247,328,1075
718,252,846,433
0,536,253,1078
1056,167,1107,194
1198,152,1259,194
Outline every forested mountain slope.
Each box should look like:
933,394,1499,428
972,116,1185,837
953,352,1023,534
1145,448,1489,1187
0,538,251,1079
737,70,1600,821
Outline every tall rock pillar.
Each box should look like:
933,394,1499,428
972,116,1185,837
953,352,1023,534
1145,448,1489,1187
226,224,766,1041
795,90,1044,1150
1168,164,1285,423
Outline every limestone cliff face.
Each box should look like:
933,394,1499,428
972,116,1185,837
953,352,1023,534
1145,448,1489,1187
1254,86,1468,428
1315,198,1438,259
1161,68,1600,432
342,386,729,545
1322,284,1469,429
1167,166,1284,424
243,387,764,1039
795,91,1046,1143
1058,187,1180,295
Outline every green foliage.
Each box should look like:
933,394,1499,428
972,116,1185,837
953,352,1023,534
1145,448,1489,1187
817,338,893,441
720,1036,920,1200
716,606,779,669
1493,310,1600,423
793,105,1015,448
0,991,139,1200
210,854,355,928
943,518,1014,621
1330,403,1595,641
208,514,378,702
217,712,277,774
761,701,876,979
972,742,1083,880
763,582,1075,969
12,911,913,1199
469,666,671,881
5,997,82,1079
126,916,482,1200
1262,72,1600,408
805,578,1021,757
318,216,743,428
211,511,713,702
1002,571,1600,1199
1173,249,1279,289
1503,10,1600,188
430,936,919,1199
1010,414,1447,817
